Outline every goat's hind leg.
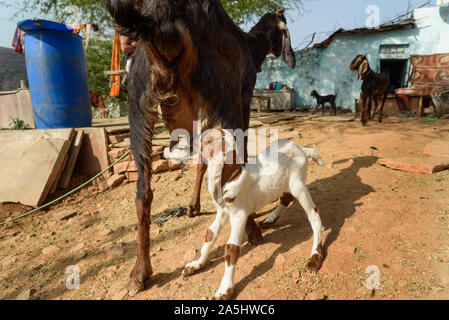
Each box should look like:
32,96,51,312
331,99,337,116
371,96,379,120
183,208,229,276
259,193,294,228
290,181,324,272
378,93,388,123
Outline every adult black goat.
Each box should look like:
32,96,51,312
350,54,390,125
106,0,296,295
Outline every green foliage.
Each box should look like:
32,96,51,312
9,118,31,130
4,0,302,30
86,39,126,104
222,0,302,25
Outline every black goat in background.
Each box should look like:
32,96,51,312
310,90,337,116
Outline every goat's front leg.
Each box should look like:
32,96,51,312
312,104,319,115
360,93,369,125
183,207,229,276
130,155,154,292
213,210,247,300
188,160,207,217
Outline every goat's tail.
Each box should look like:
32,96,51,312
302,147,325,166
104,0,154,37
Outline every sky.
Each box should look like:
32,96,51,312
0,0,439,50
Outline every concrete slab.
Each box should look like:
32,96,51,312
423,140,449,157
0,137,72,207
74,128,109,177
378,157,449,174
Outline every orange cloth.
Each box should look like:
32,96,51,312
110,25,121,97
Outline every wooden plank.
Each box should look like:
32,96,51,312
58,130,85,189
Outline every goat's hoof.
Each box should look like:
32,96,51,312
187,204,201,217
130,261,153,293
259,216,280,229
306,255,323,272
213,288,234,300
182,262,203,277
129,271,152,293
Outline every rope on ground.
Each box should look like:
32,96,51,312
0,150,132,227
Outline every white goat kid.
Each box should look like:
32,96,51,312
183,136,325,300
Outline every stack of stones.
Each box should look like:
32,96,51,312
106,131,183,188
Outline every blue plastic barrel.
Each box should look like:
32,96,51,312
18,19,91,129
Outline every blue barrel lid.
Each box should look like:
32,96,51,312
18,19,74,33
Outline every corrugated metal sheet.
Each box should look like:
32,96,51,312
410,53,449,95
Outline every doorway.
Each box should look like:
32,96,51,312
380,59,409,94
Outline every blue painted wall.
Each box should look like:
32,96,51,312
256,6,449,110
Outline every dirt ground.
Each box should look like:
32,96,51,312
1,115,448,300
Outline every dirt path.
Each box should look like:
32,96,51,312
1,116,448,300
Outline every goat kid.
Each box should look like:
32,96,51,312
350,54,390,125
310,90,337,116
183,133,325,300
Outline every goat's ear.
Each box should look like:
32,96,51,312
277,8,285,16
358,60,369,80
278,22,296,68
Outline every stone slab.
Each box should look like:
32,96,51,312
0,137,72,207
0,128,74,142
378,157,449,174
74,128,110,177
59,130,85,189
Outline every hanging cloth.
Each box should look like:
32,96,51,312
110,25,121,97
12,27,25,55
